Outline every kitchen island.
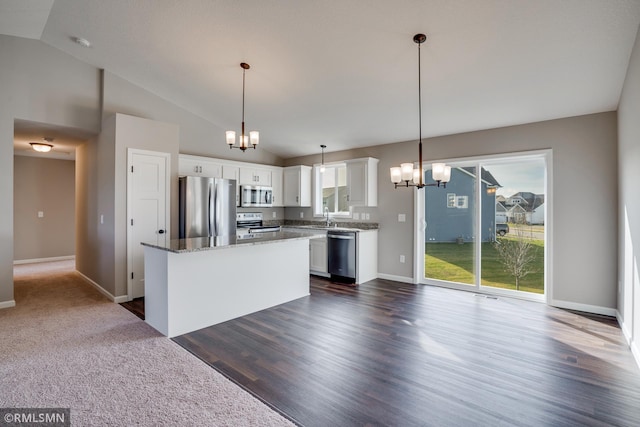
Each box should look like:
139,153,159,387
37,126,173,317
142,231,319,337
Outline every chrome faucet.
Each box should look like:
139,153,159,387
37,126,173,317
324,207,333,227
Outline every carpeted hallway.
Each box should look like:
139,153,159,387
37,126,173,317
0,260,294,426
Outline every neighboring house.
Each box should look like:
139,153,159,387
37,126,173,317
495,201,508,223
504,192,545,224
425,167,501,242
531,202,545,225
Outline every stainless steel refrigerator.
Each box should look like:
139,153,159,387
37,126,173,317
179,176,237,238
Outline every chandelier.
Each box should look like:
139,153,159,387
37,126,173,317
226,63,259,151
390,34,450,189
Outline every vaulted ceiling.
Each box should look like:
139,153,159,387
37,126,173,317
3,0,640,158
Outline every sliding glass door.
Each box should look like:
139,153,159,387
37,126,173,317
423,165,477,288
417,151,549,301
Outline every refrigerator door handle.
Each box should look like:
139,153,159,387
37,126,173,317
215,181,220,236
208,181,214,237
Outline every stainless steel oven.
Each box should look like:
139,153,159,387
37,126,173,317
236,212,281,235
240,185,273,207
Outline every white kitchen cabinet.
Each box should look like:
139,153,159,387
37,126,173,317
309,236,328,275
283,165,312,207
179,154,223,178
239,167,272,186
271,168,284,207
355,230,378,284
222,165,240,206
346,157,378,207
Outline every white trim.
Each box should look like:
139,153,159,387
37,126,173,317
544,149,553,304
415,149,552,303
76,271,129,303
617,310,633,344
13,255,75,265
0,300,16,309
616,310,640,369
631,339,640,370
549,299,616,317
377,273,415,284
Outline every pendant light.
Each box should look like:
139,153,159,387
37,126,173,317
226,63,259,151
390,34,451,189
320,144,326,173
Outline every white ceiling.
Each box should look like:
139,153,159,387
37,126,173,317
3,0,640,159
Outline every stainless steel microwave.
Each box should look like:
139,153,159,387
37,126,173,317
240,185,273,207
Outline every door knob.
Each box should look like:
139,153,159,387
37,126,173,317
158,229,165,234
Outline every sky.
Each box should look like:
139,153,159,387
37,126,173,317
484,159,545,197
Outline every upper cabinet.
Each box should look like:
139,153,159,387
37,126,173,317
271,168,284,207
283,165,312,207
222,165,241,206
346,158,378,207
239,167,271,186
178,155,222,178
179,154,282,207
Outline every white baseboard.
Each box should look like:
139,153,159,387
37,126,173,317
76,271,129,303
616,310,640,370
631,340,640,370
616,310,632,344
549,299,616,317
0,300,16,309
377,273,415,284
14,255,75,265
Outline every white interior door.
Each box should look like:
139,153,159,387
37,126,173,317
128,149,170,300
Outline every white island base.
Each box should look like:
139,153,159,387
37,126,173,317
143,235,311,337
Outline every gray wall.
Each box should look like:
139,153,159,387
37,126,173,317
286,112,619,311
102,72,283,167
617,24,640,356
13,156,75,261
0,35,101,305
1,36,284,305
0,34,623,314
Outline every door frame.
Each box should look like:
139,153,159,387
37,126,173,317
126,148,171,301
414,149,552,304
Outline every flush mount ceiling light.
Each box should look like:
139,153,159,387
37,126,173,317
226,63,259,151
390,34,451,189
320,144,327,173
30,137,54,153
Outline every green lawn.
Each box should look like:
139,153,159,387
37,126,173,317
425,240,545,294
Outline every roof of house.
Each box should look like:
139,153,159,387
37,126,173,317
460,167,501,187
506,192,545,211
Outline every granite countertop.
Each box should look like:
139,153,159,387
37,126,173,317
275,220,378,230
283,225,373,232
141,230,322,254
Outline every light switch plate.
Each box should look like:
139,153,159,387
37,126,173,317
300,212,304,218
37,211,44,218
272,212,277,218
353,213,360,220
398,214,406,222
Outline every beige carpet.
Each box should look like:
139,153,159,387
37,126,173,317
1,261,294,426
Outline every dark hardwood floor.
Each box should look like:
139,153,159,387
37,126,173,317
120,297,145,320
173,277,640,427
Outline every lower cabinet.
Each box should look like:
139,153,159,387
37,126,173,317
309,236,328,275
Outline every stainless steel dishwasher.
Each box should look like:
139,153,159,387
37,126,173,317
327,230,356,284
